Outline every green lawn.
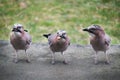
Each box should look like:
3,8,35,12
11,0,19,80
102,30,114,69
0,0,120,44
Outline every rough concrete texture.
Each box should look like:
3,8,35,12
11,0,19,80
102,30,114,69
0,40,120,80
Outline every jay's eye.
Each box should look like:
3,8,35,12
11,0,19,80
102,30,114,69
17,26,22,29
90,28,96,31
63,33,66,35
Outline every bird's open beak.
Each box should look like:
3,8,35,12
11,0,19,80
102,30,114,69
12,28,22,33
83,28,94,34
57,34,66,40
60,35,66,39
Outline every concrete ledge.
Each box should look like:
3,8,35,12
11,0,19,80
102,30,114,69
0,40,120,80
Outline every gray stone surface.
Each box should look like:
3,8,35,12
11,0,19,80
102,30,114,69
0,40,120,80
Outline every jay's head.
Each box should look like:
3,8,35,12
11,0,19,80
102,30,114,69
83,25,105,37
12,24,24,33
57,30,67,40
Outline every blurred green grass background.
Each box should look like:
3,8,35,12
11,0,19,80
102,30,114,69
0,0,120,44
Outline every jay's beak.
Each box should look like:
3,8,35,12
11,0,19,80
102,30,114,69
83,28,89,31
83,28,94,34
12,28,22,33
12,28,17,32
